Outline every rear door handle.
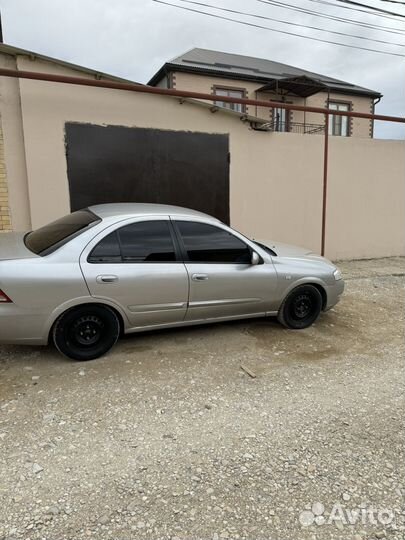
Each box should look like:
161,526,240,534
96,275,118,284
192,273,209,282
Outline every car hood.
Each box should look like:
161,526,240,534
256,239,333,265
0,232,39,261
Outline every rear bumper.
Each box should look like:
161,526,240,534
0,305,49,345
324,279,345,311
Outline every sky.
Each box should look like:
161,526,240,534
1,0,404,139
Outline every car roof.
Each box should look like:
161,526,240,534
89,203,219,221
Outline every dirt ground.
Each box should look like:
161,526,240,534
0,257,404,540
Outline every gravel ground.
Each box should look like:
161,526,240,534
0,257,404,540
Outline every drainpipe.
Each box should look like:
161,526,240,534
372,97,382,138
0,11,3,43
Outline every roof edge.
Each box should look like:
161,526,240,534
148,62,382,98
148,63,173,86
0,43,142,85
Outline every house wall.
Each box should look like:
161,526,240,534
2,54,404,260
173,71,374,138
173,71,270,119
298,91,373,138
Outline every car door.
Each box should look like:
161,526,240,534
80,217,189,328
173,219,277,321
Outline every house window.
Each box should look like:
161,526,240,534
328,102,350,136
214,87,245,113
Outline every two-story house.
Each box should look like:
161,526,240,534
149,48,381,138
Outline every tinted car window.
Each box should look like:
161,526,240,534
176,221,251,263
119,221,176,262
25,209,100,255
88,231,122,263
89,220,176,263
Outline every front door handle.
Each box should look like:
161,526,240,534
192,273,209,282
96,275,118,284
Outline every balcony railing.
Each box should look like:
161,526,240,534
256,121,325,135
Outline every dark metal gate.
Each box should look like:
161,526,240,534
65,123,230,224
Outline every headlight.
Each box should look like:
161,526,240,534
333,268,343,281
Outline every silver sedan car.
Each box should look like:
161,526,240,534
0,204,344,360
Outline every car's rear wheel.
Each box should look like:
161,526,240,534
277,285,323,329
53,305,120,361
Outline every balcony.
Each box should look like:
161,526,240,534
254,121,325,135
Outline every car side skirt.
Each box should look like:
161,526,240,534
124,311,279,334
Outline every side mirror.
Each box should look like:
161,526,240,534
251,251,260,265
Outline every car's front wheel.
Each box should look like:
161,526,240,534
53,305,120,361
277,285,323,329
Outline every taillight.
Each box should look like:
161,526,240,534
0,289,12,303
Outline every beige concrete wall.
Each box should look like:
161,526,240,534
173,71,374,138
230,132,324,253
0,52,31,230
327,137,405,259
3,54,404,260
229,133,405,260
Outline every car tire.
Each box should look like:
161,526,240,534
53,304,120,361
277,285,323,329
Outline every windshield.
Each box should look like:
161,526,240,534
25,209,101,255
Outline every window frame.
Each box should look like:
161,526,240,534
328,100,351,137
212,85,247,113
172,219,255,265
87,218,182,264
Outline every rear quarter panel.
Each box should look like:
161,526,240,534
0,257,91,343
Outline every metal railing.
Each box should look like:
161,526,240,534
261,121,325,134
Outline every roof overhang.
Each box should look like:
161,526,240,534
257,75,328,98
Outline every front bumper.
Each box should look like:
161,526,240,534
324,279,345,311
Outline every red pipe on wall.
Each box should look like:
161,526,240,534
0,67,404,123
322,114,330,256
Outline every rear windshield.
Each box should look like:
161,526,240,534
25,209,101,255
